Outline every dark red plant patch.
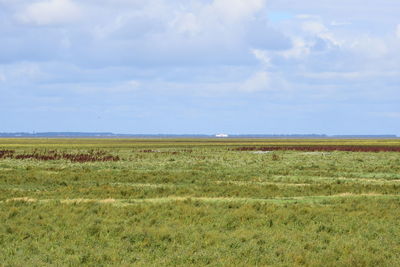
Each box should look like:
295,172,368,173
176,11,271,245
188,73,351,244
1,150,120,162
0,150,15,159
233,146,400,153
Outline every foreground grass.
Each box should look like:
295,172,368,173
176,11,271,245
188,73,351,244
2,199,400,266
1,138,400,266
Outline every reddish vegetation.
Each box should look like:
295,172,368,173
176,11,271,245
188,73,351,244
0,150,15,159
0,150,119,162
233,146,400,152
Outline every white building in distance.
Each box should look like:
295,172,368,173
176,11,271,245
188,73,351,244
215,133,229,138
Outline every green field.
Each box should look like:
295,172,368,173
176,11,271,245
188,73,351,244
1,138,400,266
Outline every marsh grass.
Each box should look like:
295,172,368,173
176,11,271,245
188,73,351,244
1,138,400,266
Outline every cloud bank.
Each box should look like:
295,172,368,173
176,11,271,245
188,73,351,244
0,0,399,134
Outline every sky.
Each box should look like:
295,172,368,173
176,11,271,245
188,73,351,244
0,0,399,135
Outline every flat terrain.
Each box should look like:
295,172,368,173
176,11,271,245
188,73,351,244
1,138,400,266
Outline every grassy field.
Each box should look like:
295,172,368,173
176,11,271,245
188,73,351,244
1,138,400,266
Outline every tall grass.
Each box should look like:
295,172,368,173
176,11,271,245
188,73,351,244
1,138,400,266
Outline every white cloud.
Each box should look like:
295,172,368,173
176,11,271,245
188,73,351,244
301,21,342,46
170,12,200,37
280,38,310,59
168,0,266,38
2,0,399,97
210,0,266,23
349,36,388,58
92,14,131,39
0,73,6,82
17,0,81,26
301,21,326,34
238,49,276,92
240,71,270,92
251,49,271,66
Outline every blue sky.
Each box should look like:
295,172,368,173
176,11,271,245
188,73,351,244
1,0,399,134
